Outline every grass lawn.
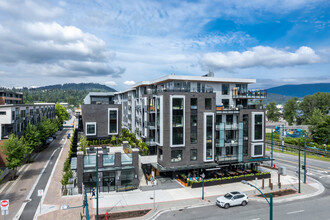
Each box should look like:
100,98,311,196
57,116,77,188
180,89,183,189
266,147,330,162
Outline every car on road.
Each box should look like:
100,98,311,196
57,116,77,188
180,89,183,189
45,137,54,145
216,191,248,209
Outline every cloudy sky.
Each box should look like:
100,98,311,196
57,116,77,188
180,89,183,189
1,0,329,90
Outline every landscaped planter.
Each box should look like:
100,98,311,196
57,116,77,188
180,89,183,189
190,173,271,188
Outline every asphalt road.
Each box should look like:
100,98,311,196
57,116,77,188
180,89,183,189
16,127,71,220
157,151,330,220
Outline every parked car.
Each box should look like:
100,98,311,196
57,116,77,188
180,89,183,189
45,137,54,145
216,191,248,209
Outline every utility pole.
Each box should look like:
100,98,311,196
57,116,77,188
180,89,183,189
96,148,99,220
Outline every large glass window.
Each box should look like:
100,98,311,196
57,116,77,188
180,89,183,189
206,115,213,160
109,109,118,134
171,150,182,162
121,153,132,165
103,154,114,166
190,149,197,161
172,97,184,146
86,123,96,135
254,114,263,140
222,84,229,95
84,155,96,167
205,98,212,110
121,170,134,188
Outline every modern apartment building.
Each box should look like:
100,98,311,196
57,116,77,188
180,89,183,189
81,92,121,140
114,73,268,176
0,90,23,105
0,104,55,140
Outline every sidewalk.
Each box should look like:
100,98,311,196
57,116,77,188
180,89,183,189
93,167,324,219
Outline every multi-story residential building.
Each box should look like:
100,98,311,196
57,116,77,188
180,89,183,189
0,90,23,105
81,92,121,140
0,104,55,140
114,73,268,177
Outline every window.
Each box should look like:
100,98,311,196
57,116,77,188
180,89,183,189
103,154,114,166
121,153,132,165
222,99,229,109
252,144,263,157
108,109,118,134
84,155,96,167
0,111,6,115
222,84,229,95
190,149,197,161
158,148,163,160
171,97,184,146
204,114,214,161
191,115,197,144
205,98,212,110
171,150,182,162
86,122,96,135
191,98,197,110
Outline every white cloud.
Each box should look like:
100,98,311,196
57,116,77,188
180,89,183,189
124,80,136,86
105,81,117,86
200,46,323,70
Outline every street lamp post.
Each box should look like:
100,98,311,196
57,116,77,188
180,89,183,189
242,180,273,220
304,135,307,184
271,130,274,168
201,173,205,200
298,139,301,193
96,148,99,220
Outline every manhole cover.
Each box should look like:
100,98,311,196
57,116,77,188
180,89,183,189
20,188,27,191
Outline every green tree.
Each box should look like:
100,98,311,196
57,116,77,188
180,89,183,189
308,109,330,145
284,97,299,125
3,134,27,179
299,92,330,123
266,102,280,121
24,123,41,154
55,103,69,124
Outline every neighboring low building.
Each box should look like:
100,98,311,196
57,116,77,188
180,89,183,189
75,142,139,194
0,104,55,140
0,90,23,105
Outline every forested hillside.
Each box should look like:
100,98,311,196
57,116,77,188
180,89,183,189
2,83,116,107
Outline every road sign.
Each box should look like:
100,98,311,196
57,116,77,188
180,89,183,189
1,200,9,211
38,189,44,197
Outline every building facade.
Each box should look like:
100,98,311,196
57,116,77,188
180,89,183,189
0,90,23,105
0,104,55,140
114,73,268,176
76,142,139,194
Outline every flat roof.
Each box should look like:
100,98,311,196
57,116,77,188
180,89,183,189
116,74,256,94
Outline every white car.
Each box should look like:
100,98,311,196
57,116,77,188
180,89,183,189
216,191,248,209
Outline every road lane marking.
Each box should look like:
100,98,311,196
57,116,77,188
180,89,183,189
287,210,304,215
275,158,330,172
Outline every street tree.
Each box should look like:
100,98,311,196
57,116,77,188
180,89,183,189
266,102,280,121
3,134,27,179
55,103,69,124
24,123,41,154
284,97,299,125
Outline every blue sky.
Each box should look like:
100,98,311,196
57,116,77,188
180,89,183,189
0,0,329,90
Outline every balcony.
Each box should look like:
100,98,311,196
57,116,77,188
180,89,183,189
225,123,238,130
145,138,156,146
232,89,267,99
